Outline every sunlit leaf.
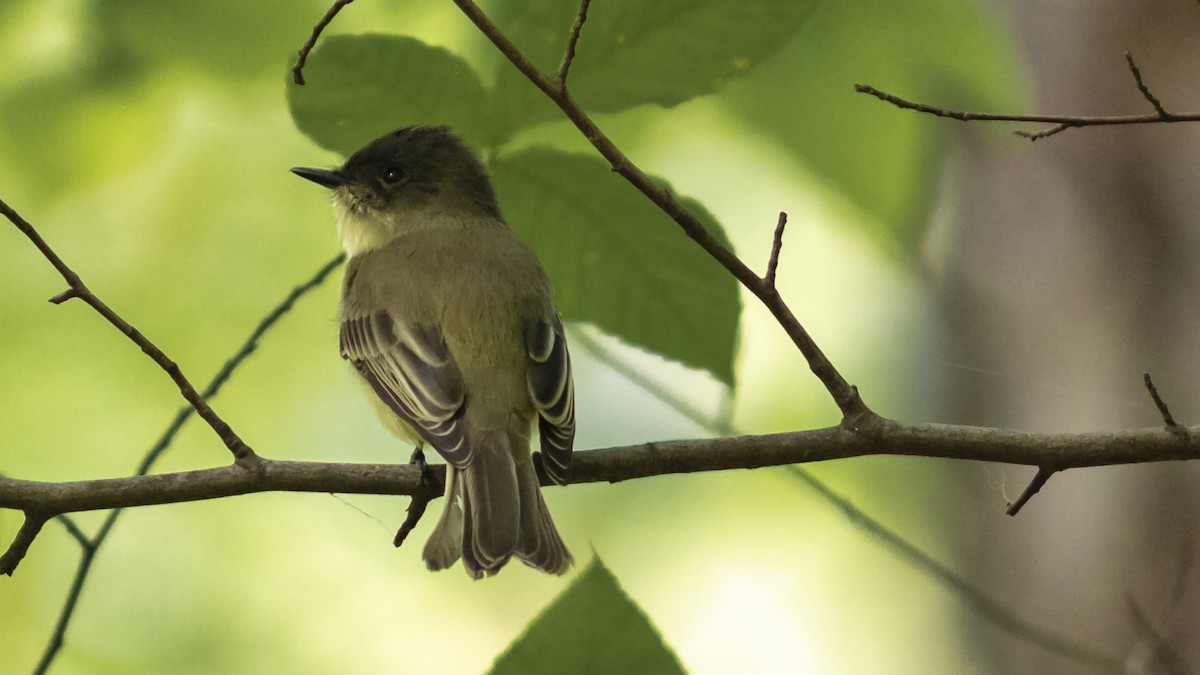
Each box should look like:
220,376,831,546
492,148,740,386
489,557,686,675
486,0,818,142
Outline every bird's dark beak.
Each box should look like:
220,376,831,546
290,166,349,188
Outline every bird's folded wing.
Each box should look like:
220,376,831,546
341,311,470,467
524,316,575,485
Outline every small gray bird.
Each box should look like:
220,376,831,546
292,126,574,578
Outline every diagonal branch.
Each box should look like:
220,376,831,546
0,512,48,576
450,0,870,424
1124,49,1168,117
292,0,356,85
26,253,345,672
0,199,257,466
764,211,788,290
1005,466,1056,516
1143,372,1181,429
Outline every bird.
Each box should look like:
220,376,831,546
291,126,574,578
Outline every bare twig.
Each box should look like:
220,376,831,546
292,0,356,85
1124,50,1168,117
393,446,438,547
28,254,345,671
451,0,870,424
0,512,48,576
1005,466,1056,516
764,211,788,290
0,199,257,466
53,515,91,549
854,78,1200,141
555,0,592,90
1144,372,1181,428
573,330,1119,671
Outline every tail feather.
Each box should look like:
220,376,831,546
421,432,570,578
422,467,464,572
514,458,572,575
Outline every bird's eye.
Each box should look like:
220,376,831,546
382,166,408,185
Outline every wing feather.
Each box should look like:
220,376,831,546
341,312,471,467
524,316,575,484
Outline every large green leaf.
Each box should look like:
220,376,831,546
486,0,817,143
720,0,1026,252
287,34,491,156
492,148,740,386
489,557,685,675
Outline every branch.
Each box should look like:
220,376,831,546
25,253,345,671
764,211,788,291
573,330,1119,670
1005,466,1055,516
555,0,592,90
449,0,869,424
292,0,356,85
6,421,1200,517
1144,372,1181,429
0,199,256,465
0,512,48,576
855,51,1195,141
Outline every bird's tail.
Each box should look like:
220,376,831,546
513,456,572,575
421,432,571,578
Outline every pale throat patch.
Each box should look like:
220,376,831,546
334,199,473,257
334,202,396,258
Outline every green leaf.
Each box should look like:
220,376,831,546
489,557,686,675
720,0,1026,253
486,0,818,142
492,148,740,386
287,34,491,157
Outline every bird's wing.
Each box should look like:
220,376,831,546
524,316,575,484
340,311,470,467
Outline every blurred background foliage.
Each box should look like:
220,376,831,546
4,0,1199,673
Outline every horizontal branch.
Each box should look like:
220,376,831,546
4,420,1197,517
856,51,1194,141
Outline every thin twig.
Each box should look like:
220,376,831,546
573,330,1119,672
53,515,92,550
1144,372,1181,428
855,82,1200,141
0,199,257,466
292,0,356,85
555,0,592,90
1124,50,1168,117
28,254,345,671
452,0,870,424
764,211,788,290
0,512,48,576
1006,466,1055,516
393,446,438,548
